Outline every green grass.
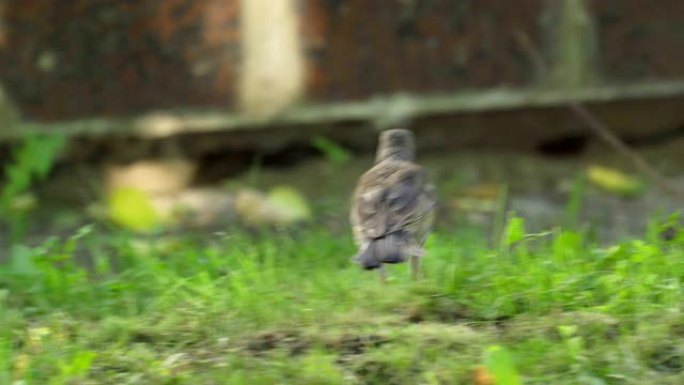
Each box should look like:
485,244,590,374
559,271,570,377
2,215,684,384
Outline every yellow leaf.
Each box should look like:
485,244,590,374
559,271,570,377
267,185,312,223
107,187,160,232
586,166,644,197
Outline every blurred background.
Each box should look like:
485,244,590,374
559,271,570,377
1,0,684,245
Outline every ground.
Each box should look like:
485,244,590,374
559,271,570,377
2,217,684,384
3,142,684,384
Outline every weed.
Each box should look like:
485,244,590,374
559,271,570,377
0,133,65,243
311,136,352,166
0,214,684,383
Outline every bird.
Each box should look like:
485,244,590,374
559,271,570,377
350,128,436,281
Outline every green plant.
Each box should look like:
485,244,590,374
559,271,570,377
491,184,509,246
1,218,684,383
311,135,352,166
484,345,521,385
0,133,65,242
563,173,586,229
50,351,96,385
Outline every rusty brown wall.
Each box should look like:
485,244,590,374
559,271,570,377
0,0,683,123
589,0,684,81
304,0,546,101
305,0,684,101
0,0,239,121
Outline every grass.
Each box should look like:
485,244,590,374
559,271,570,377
1,214,684,384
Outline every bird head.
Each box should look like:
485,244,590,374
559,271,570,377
375,128,415,163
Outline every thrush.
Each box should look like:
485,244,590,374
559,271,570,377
350,128,436,280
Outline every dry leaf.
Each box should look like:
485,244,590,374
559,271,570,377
473,365,495,385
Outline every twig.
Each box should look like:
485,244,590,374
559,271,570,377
514,31,684,200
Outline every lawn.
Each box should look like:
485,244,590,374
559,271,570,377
2,214,684,384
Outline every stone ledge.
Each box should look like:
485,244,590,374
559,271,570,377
3,80,684,142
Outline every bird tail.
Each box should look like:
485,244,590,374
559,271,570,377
353,232,408,270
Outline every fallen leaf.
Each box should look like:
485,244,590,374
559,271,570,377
586,165,644,197
235,186,312,227
108,187,160,232
473,365,495,385
268,185,312,223
451,184,505,213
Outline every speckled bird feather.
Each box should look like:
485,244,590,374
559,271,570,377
350,129,436,270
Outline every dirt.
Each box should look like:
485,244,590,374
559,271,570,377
10,133,684,250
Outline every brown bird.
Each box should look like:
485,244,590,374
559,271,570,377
350,128,436,281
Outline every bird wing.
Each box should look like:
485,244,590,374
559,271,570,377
352,161,436,246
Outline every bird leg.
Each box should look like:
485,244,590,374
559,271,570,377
377,265,388,283
409,255,421,281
